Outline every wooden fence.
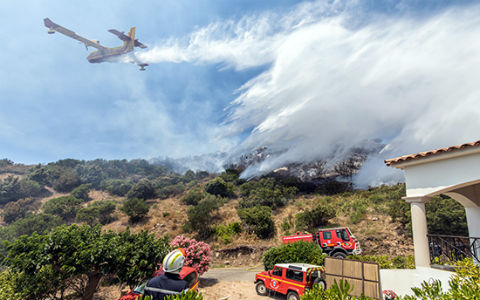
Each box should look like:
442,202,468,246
324,257,382,299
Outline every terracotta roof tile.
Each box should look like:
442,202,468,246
385,140,480,166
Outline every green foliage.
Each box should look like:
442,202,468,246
182,188,204,206
1,198,34,224
165,290,204,300
3,224,170,300
301,279,374,300
100,179,133,196
0,269,22,300
263,241,325,270
0,176,42,204
52,168,81,192
70,183,91,202
121,198,150,223
219,168,244,185
347,255,415,269
204,177,235,198
43,195,82,221
0,214,63,245
184,194,222,238
238,206,275,239
212,222,242,244
76,200,116,226
127,178,155,200
296,204,336,231
239,177,297,209
425,196,468,236
157,183,186,199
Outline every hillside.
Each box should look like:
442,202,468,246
0,158,416,269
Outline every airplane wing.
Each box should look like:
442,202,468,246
44,18,107,50
108,29,147,48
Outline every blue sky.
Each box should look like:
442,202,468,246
1,0,480,184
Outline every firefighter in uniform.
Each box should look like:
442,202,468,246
144,248,190,300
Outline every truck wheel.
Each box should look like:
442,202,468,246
313,278,326,289
255,281,268,296
287,291,300,300
332,252,347,259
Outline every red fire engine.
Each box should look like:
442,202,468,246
282,227,361,258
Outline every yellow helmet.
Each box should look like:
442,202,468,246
162,248,186,274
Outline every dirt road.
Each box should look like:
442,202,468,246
199,267,284,300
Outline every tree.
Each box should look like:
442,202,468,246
121,198,149,223
182,188,203,206
3,224,170,300
100,179,132,196
238,206,275,239
43,195,82,222
239,177,297,209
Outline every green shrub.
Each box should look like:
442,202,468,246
157,183,186,199
263,241,325,270
76,200,116,226
51,169,81,192
212,222,242,244
204,177,235,198
296,204,336,231
43,195,82,221
70,183,91,202
239,177,297,209
0,269,22,300
238,206,275,239
182,188,203,206
100,179,133,196
165,291,203,300
127,178,155,200
1,198,34,224
347,255,415,269
121,198,149,223
184,194,222,238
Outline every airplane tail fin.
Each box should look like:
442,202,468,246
123,27,136,51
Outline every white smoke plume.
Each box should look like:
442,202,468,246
139,1,480,186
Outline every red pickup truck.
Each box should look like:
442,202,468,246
255,263,325,300
282,227,361,258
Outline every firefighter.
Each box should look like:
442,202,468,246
144,248,190,300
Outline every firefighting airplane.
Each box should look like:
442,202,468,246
44,18,149,71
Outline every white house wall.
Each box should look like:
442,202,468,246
403,153,480,197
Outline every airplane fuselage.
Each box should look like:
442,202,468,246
87,43,133,63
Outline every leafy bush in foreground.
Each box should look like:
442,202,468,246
263,241,325,270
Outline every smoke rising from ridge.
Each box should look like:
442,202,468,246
139,1,480,186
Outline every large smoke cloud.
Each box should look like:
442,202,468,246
138,1,480,186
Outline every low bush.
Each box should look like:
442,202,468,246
263,241,325,270
204,177,235,198
70,183,91,202
183,195,222,238
1,198,34,224
295,204,336,231
170,235,211,275
157,183,186,199
76,200,116,226
347,255,415,269
121,198,149,223
127,178,155,200
182,188,204,206
43,195,82,221
239,177,298,209
211,222,242,244
100,179,132,196
238,206,275,239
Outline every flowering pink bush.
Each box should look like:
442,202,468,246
170,235,211,275
383,290,397,300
